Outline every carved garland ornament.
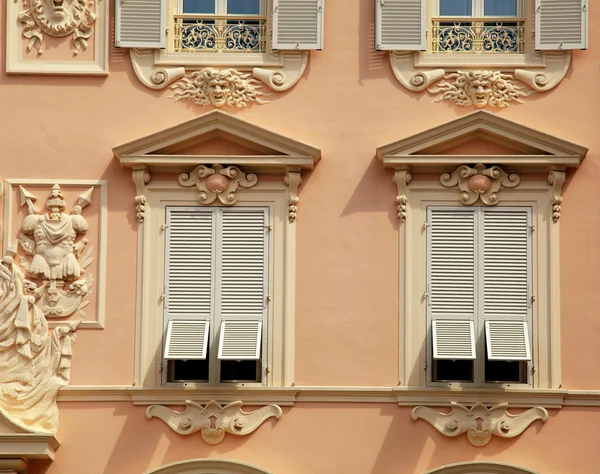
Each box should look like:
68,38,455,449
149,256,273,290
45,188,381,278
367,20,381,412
170,68,269,108
548,170,566,222
132,169,152,224
284,171,302,223
146,400,282,445
18,0,96,55
393,169,412,223
179,164,258,205
441,164,520,205
412,402,548,447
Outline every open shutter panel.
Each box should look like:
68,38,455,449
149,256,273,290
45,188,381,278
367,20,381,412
375,0,425,51
535,0,587,50
272,0,324,50
115,0,166,49
486,321,531,361
218,320,263,360
165,208,214,322
432,320,476,359
164,320,210,360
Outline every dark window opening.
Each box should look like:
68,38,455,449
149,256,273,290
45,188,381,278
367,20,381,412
432,359,474,383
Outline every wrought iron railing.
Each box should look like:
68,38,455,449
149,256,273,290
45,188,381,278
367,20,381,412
432,18,525,54
173,15,267,53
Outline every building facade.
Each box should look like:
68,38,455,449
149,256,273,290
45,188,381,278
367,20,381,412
0,0,597,473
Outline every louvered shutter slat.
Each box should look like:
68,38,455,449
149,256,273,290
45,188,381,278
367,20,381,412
432,320,476,359
164,320,210,359
273,0,324,50
115,0,166,48
218,320,263,360
375,0,425,51
486,320,531,361
535,0,587,50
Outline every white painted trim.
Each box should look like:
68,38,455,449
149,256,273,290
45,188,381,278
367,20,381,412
3,179,108,330
6,0,109,75
144,459,272,474
425,461,538,474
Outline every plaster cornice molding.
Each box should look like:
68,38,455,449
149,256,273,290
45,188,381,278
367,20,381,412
146,400,282,444
412,402,548,446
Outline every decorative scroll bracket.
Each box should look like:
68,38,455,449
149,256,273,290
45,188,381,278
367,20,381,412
146,400,282,445
179,164,258,205
284,171,302,222
132,168,152,224
412,402,548,447
441,164,520,205
548,169,566,222
393,168,412,223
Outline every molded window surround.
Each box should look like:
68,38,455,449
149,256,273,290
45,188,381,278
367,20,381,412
425,461,538,474
145,459,272,474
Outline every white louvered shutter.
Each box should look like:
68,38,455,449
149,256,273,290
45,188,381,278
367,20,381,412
218,320,263,359
482,208,532,361
375,0,425,51
216,208,268,360
427,208,477,359
164,320,210,359
115,0,166,49
486,321,531,361
535,0,588,50
272,0,324,50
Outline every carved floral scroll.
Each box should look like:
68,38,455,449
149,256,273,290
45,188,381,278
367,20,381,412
146,400,282,444
179,164,258,205
412,402,548,447
441,164,520,205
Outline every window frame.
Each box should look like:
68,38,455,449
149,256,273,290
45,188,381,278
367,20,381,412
435,0,523,18
400,179,559,389
425,205,534,388
138,180,294,388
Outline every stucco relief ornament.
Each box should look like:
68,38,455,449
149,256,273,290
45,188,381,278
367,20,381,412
428,70,529,108
0,245,79,435
18,0,96,55
16,184,94,320
441,164,520,205
170,68,269,108
146,400,282,445
412,402,548,447
179,164,258,205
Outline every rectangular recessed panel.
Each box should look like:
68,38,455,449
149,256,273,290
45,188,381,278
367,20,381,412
164,320,210,359
536,0,587,50
432,320,476,360
486,320,531,361
376,0,425,50
218,320,262,360
166,209,214,319
115,0,166,48
273,0,323,49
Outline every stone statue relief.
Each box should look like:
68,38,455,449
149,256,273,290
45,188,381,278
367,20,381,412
17,184,94,319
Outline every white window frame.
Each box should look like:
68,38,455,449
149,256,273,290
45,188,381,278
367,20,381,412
435,0,523,18
177,0,266,16
400,180,560,389
138,180,294,388
425,205,534,388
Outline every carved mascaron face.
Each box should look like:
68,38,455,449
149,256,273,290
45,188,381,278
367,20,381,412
31,0,87,36
205,79,232,107
466,78,493,108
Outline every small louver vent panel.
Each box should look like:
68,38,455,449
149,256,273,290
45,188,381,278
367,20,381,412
432,320,476,360
376,0,425,51
483,210,530,319
166,209,213,319
164,320,209,360
273,0,323,49
536,0,587,50
218,320,262,360
220,210,266,319
429,209,476,318
486,320,531,361
116,0,165,48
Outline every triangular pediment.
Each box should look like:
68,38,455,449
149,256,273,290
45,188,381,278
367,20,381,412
113,110,321,173
377,111,587,172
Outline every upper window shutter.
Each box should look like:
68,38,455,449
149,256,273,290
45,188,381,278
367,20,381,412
375,0,426,51
115,0,166,49
164,320,210,360
218,320,263,360
485,320,531,361
272,0,324,50
535,0,588,50
432,320,476,359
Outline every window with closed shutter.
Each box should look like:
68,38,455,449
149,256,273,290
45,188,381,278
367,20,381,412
426,206,532,386
163,206,269,385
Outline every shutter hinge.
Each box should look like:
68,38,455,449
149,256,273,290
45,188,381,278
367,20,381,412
529,224,536,232
158,365,163,373
423,284,430,303
423,221,429,231
265,224,272,231
423,363,428,370
161,223,168,231
160,293,165,302
266,295,272,302
166,28,169,35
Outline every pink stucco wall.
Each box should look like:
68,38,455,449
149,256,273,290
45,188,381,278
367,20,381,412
1,0,600,472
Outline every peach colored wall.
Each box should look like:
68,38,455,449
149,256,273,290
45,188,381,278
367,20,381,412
2,0,600,472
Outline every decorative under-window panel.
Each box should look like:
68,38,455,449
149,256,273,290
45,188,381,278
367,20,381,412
375,0,588,107
115,0,324,108
6,0,109,74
